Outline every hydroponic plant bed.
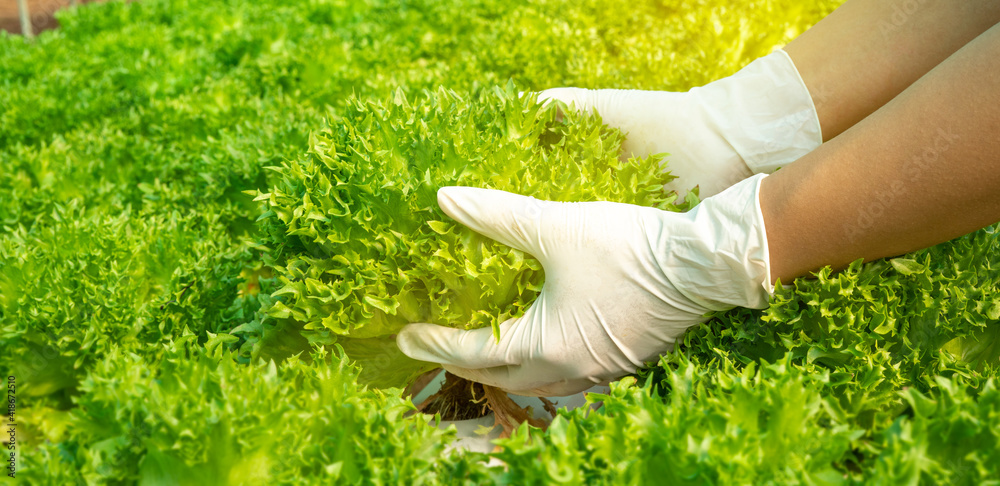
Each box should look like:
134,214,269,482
2,0,999,484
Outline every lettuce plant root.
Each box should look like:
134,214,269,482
482,384,550,438
414,372,554,435
416,372,489,421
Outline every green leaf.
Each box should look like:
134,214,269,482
890,258,925,275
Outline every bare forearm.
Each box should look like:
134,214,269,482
763,23,1000,284
784,0,1000,141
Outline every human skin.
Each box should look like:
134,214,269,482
763,22,1000,283
783,0,1000,141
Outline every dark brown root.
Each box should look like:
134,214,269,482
416,371,490,420
411,373,557,435
539,396,559,418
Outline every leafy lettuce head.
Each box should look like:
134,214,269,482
247,83,684,387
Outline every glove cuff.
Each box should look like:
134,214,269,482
664,173,773,311
694,50,823,175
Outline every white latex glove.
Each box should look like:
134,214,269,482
396,173,773,397
538,50,821,197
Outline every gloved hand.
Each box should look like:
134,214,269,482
538,50,822,197
396,173,774,397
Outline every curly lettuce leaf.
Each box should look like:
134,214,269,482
249,84,682,386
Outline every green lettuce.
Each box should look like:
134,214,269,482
11,0,1000,482
19,333,470,484
246,84,682,387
